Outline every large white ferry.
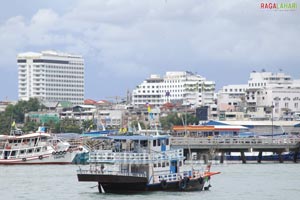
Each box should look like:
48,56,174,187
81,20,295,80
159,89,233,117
0,127,86,164
77,130,220,193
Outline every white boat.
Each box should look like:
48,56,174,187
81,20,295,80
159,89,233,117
77,130,220,193
0,127,87,164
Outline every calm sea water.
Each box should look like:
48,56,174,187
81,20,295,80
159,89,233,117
0,163,299,200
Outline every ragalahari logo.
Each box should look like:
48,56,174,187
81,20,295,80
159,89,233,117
260,2,297,10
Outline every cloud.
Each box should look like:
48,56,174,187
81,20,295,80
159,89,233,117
0,0,299,99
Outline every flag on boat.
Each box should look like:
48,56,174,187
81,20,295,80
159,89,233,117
11,121,16,128
146,103,151,113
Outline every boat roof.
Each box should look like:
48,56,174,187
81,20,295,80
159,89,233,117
107,134,170,141
173,125,248,131
0,132,51,140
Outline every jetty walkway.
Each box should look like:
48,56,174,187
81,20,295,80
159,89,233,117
170,137,300,163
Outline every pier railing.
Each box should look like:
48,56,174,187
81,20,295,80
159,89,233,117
171,137,300,150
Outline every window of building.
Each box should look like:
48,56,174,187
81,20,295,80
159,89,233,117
285,103,289,108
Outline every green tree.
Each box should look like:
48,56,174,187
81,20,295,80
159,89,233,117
23,120,40,133
5,98,43,124
59,118,81,133
160,112,198,130
81,119,96,132
0,98,44,134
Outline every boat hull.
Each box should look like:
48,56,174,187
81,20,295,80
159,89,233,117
0,151,77,165
77,174,206,193
225,151,300,162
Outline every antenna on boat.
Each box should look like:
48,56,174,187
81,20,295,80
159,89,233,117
153,122,160,136
138,122,142,131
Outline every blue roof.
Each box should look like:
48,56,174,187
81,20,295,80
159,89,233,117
56,133,81,139
203,120,229,126
294,123,300,127
107,135,170,141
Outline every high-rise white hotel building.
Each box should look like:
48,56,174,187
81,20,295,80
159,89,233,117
17,50,84,105
132,71,215,107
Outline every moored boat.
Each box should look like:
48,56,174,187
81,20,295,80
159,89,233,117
77,130,220,193
0,127,87,164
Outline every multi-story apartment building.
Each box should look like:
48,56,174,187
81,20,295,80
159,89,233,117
132,71,215,107
217,71,300,120
217,84,248,112
17,50,84,105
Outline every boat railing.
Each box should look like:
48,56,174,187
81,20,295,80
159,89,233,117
89,149,184,163
0,142,5,149
171,137,300,146
77,169,147,178
153,169,203,183
6,141,49,150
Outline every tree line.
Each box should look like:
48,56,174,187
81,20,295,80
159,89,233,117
0,98,198,135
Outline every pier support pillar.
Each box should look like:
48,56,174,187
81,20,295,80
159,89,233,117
241,152,246,164
257,151,263,163
278,152,284,163
203,154,208,164
293,151,299,163
220,152,224,164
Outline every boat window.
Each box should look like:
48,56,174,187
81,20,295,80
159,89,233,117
158,163,161,167
11,151,16,157
27,149,33,154
153,140,156,147
166,162,169,166
140,140,148,147
0,151,3,156
162,162,165,167
166,139,169,145
154,163,157,168
157,139,161,146
20,150,25,154
36,148,41,153
179,161,182,167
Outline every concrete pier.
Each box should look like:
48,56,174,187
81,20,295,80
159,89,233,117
241,152,246,164
257,151,263,163
294,151,299,163
172,137,300,163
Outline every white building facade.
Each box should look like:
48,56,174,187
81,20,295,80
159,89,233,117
18,51,84,105
132,71,215,107
217,71,300,121
217,84,248,112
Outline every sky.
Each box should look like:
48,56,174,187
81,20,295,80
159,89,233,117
0,0,299,101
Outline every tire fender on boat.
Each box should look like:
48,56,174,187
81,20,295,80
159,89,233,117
39,155,43,160
22,158,26,162
179,177,189,190
160,180,168,189
52,151,56,155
